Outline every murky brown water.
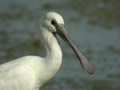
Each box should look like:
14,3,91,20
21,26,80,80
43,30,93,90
0,0,120,90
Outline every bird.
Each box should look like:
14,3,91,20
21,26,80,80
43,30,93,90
0,12,95,90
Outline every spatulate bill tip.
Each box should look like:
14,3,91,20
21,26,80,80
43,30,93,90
82,62,96,75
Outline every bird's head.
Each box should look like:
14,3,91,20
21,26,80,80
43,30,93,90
40,12,95,74
40,12,65,35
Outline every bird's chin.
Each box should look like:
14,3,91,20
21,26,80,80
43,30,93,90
53,32,56,37
53,32,59,43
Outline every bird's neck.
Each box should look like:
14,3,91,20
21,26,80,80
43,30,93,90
39,27,62,66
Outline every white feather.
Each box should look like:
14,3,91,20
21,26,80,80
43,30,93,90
0,12,63,90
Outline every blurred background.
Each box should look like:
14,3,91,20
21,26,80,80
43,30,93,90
0,0,120,90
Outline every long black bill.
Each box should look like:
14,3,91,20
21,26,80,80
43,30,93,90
56,24,95,74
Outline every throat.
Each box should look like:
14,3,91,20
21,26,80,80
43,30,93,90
41,30,63,79
46,36,62,61
37,28,63,86
40,29,62,63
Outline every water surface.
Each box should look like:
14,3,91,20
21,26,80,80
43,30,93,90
0,0,120,90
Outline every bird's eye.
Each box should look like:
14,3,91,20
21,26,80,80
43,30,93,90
51,20,56,25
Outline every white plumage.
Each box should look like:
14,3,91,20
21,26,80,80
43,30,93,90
0,12,95,90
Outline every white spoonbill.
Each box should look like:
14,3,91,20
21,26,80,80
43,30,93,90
0,12,95,90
